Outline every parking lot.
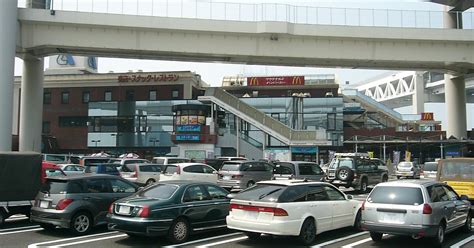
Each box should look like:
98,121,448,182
1,188,472,248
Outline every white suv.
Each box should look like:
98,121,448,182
120,163,162,186
160,163,218,183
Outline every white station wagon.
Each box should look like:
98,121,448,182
160,163,218,183
226,180,362,245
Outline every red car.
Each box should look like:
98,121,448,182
41,161,67,184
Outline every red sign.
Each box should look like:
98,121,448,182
421,112,434,121
118,74,179,83
247,76,304,86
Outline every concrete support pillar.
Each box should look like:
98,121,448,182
0,0,18,151
412,72,424,114
444,6,467,139
19,57,44,152
236,117,240,156
445,75,467,139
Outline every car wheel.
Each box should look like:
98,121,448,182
145,179,156,186
0,210,5,226
168,218,190,244
336,167,353,181
370,232,383,242
432,224,445,246
244,231,261,240
40,223,56,230
396,176,401,180
382,175,388,182
359,178,368,193
70,212,92,235
298,218,316,245
353,210,362,231
246,181,255,188
462,212,472,233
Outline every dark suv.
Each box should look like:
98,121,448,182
30,174,138,234
325,156,389,193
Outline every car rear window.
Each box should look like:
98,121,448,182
85,165,97,173
220,163,241,171
164,165,178,174
105,165,118,173
42,180,84,194
139,184,178,199
298,163,323,175
83,158,110,166
423,162,438,171
139,164,161,172
368,186,424,205
233,184,286,202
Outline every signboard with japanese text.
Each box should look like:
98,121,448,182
176,134,200,141
247,76,304,86
118,74,179,83
291,147,318,154
176,125,201,132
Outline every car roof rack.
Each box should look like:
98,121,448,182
334,152,369,158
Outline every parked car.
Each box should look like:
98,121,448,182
108,158,150,171
151,157,191,170
79,156,111,167
120,163,162,186
84,163,121,177
160,163,218,183
422,162,438,179
437,158,474,204
395,161,421,179
30,174,138,234
57,164,84,176
325,155,389,193
107,181,230,243
42,161,67,184
361,180,472,246
226,180,362,245
217,160,274,191
273,161,325,181
216,156,247,161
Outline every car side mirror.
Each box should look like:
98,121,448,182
226,193,234,199
460,195,469,201
346,195,353,200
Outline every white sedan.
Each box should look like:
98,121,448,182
226,180,362,245
160,163,218,183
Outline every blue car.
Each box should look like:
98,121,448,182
84,163,121,177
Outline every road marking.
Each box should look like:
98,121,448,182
0,228,43,235
451,235,474,248
163,232,243,248
27,231,119,248
312,231,368,247
53,234,127,247
0,225,40,232
341,234,387,248
195,236,248,247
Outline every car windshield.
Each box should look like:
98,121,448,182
138,184,178,199
423,162,438,171
42,180,83,194
220,163,240,171
234,184,286,202
398,162,412,167
439,161,474,181
45,169,64,177
368,186,424,205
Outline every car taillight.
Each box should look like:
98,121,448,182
361,200,366,211
131,171,138,178
108,203,114,214
229,204,288,216
56,199,73,210
273,208,288,216
138,206,150,217
422,204,432,214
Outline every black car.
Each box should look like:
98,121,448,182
107,181,230,243
30,174,138,234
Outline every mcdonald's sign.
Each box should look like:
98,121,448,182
421,112,434,121
247,76,305,86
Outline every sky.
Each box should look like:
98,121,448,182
14,0,451,87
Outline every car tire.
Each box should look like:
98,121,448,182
359,178,368,193
244,231,261,240
396,176,401,180
462,212,472,233
381,175,388,182
40,223,56,230
145,179,156,186
246,181,255,188
353,210,362,231
432,223,445,246
0,210,5,227
336,166,354,181
168,218,190,244
70,212,93,235
298,218,316,245
370,232,383,242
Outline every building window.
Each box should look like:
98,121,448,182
104,91,112,101
42,121,50,134
327,113,336,131
172,90,179,99
61,92,70,104
126,90,135,101
43,92,51,104
149,90,157,100
59,116,88,127
82,91,90,103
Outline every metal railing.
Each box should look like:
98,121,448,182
18,0,474,29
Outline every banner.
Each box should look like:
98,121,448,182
393,151,401,166
405,151,411,162
247,76,304,86
367,151,374,158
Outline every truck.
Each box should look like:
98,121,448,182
0,152,42,226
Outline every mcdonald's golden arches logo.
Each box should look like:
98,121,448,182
421,112,434,121
246,76,305,86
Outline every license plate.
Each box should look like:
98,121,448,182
118,205,131,214
244,211,258,220
40,201,50,208
329,173,335,177
403,172,410,176
380,213,404,224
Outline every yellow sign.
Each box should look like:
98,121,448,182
405,151,411,162
367,152,374,158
